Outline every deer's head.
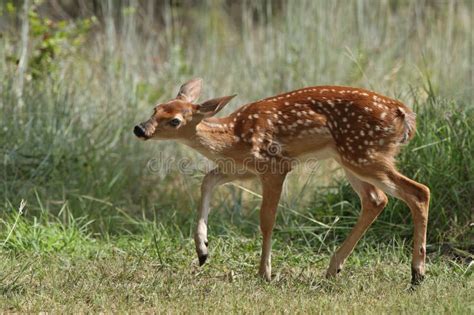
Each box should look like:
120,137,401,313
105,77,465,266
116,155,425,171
134,78,236,140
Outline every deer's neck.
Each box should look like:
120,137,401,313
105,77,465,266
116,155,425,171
180,116,237,161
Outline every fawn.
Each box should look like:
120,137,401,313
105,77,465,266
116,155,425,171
134,78,430,285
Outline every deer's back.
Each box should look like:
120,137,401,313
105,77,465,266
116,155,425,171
226,86,415,166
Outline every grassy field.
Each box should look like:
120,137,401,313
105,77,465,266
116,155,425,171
0,0,473,312
1,235,472,312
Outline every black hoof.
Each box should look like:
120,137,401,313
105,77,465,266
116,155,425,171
411,267,425,286
198,254,208,266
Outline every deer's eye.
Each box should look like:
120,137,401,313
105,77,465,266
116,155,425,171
169,118,181,127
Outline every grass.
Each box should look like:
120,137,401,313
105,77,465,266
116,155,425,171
0,212,472,313
1,252,472,313
0,0,473,312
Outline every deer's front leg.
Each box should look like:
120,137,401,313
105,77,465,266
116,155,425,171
195,168,233,266
258,173,286,281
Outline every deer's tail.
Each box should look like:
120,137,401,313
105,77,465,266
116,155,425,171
395,106,417,144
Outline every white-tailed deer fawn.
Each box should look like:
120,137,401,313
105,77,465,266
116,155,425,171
134,78,430,285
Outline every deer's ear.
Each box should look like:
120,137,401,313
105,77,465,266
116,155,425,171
196,95,237,117
176,78,203,103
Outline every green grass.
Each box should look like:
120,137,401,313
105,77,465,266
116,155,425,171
0,0,473,312
0,213,472,313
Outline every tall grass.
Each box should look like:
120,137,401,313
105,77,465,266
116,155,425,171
0,0,472,251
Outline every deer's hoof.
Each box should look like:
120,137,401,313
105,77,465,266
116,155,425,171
258,273,271,282
258,269,272,282
198,254,208,266
411,267,425,286
195,238,208,266
325,266,342,278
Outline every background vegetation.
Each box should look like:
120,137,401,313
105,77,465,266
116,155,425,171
0,0,472,312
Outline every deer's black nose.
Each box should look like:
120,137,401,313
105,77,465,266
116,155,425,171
134,125,146,138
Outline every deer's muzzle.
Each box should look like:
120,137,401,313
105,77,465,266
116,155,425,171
133,124,147,139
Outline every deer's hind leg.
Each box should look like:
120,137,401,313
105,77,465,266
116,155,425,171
326,171,388,278
378,170,430,285
337,164,430,285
